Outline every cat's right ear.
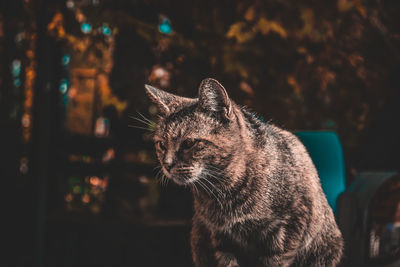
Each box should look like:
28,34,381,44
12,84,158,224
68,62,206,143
145,84,195,116
197,78,233,120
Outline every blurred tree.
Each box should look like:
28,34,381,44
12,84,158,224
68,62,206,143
78,0,400,169
7,0,400,186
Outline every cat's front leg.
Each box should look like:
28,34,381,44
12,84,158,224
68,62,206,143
215,251,239,267
211,231,240,267
259,253,295,267
191,221,218,267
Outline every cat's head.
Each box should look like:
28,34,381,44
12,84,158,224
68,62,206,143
145,78,242,185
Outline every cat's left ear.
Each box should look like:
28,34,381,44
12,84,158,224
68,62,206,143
145,84,196,116
197,78,233,120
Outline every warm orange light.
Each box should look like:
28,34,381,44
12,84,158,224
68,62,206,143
102,148,115,162
89,176,100,186
65,193,73,202
82,194,90,204
21,113,30,128
100,178,108,190
22,31,36,143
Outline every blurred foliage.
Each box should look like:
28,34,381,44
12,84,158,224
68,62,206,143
47,7,127,117
64,0,400,158
3,0,400,165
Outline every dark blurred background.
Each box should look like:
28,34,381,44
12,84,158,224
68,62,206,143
1,0,399,266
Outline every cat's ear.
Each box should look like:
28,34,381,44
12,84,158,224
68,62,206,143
145,84,195,115
197,78,232,119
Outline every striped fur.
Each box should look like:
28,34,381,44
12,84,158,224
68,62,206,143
145,78,343,267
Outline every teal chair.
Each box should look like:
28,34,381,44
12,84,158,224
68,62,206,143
295,131,346,214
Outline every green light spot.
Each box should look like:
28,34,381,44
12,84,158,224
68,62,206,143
60,79,68,94
14,78,21,87
62,54,70,65
73,185,81,194
81,23,92,34
158,18,172,34
12,59,21,77
102,25,111,36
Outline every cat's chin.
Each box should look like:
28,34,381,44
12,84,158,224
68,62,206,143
171,175,199,186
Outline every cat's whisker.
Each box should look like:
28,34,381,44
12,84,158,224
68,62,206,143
205,165,226,176
196,179,213,199
185,175,199,195
202,169,233,198
175,171,193,175
193,178,206,194
206,164,224,172
153,165,162,171
204,166,225,177
162,175,169,187
128,125,153,132
175,167,194,170
128,112,157,132
177,173,193,177
128,116,153,128
198,176,223,209
193,182,200,196
155,168,169,187
175,169,194,172
163,172,170,187
197,181,213,201
204,169,225,179
136,111,154,124
130,116,152,126
203,168,229,184
201,172,225,197
155,169,163,185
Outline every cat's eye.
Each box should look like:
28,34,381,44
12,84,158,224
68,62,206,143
155,141,166,151
181,139,202,150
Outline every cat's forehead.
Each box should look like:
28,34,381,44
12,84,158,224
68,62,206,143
155,110,221,141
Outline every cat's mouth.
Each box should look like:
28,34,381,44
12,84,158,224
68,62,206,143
163,165,202,185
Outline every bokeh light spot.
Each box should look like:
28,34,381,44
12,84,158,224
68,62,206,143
158,18,172,34
81,23,92,34
73,185,81,194
66,0,74,9
62,54,70,65
14,78,21,87
65,193,73,202
82,194,90,204
11,59,21,77
60,79,68,94
19,157,29,174
102,25,111,36
22,113,30,128
89,176,100,187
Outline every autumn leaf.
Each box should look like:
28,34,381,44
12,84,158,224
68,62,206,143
268,21,287,38
244,6,256,22
288,75,301,95
354,0,367,18
337,0,353,13
257,17,287,38
298,8,314,38
226,22,256,43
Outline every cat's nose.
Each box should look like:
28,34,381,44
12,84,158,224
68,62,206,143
163,157,174,172
164,162,173,172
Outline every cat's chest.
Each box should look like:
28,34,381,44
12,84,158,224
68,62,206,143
211,219,288,264
194,198,258,230
212,222,267,257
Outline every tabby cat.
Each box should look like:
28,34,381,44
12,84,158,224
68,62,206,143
145,78,343,267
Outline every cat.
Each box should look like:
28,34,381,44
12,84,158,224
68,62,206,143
145,78,343,267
